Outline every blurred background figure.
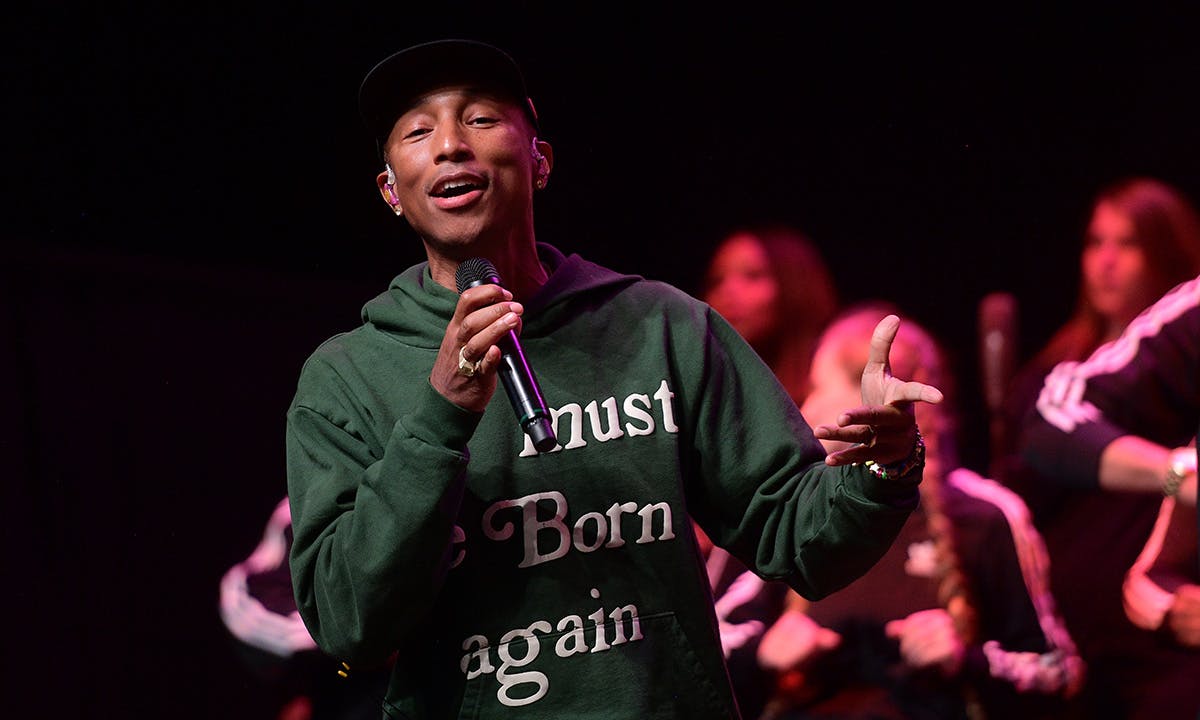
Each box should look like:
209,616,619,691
758,302,1083,720
1001,176,1200,511
1019,272,1200,719
219,497,389,720
1123,442,1199,646
702,223,840,405
693,519,793,720
997,177,1200,718
696,224,840,719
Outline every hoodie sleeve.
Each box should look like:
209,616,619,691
286,358,482,665
687,307,921,600
1020,276,1200,490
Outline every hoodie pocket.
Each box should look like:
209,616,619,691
455,610,733,719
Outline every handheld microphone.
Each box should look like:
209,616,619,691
978,291,1018,476
978,292,1018,414
455,258,557,453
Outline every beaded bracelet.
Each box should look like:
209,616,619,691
864,430,926,482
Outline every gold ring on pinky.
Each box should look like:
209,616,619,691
457,346,483,377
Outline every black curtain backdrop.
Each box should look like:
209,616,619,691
10,2,1200,717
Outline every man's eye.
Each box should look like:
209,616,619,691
468,115,499,126
404,127,431,140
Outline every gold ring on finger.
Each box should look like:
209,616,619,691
457,346,482,377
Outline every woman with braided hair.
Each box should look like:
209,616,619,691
757,302,1084,720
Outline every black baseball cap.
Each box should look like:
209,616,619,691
358,39,539,158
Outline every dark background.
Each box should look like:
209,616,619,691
9,3,1200,717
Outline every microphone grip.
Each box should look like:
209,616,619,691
497,331,556,452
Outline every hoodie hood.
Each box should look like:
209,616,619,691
361,243,642,349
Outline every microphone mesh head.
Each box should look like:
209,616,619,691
455,257,502,293
979,292,1017,332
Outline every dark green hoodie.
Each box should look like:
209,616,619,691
287,244,920,719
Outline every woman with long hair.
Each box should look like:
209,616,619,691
1001,176,1200,719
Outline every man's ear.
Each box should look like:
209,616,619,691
376,166,403,216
